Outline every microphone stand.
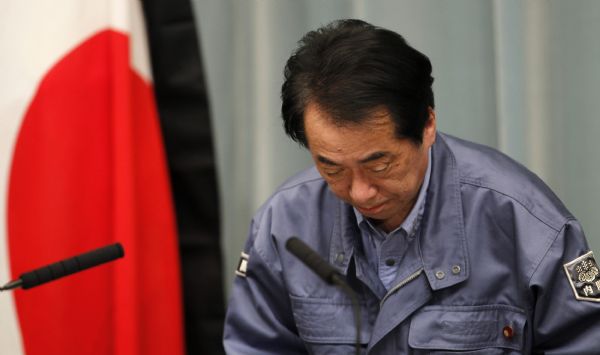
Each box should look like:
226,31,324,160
332,274,362,355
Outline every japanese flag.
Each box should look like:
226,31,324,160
0,1,185,354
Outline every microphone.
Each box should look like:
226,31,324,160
1,243,124,291
285,236,343,285
285,236,361,355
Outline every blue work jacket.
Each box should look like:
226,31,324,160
224,133,600,354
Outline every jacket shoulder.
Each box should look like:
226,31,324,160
439,133,573,230
254,166,327,218
249,166,337,247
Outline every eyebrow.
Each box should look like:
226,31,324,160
316,155,339,166
316,151,388,166
359,151,388,164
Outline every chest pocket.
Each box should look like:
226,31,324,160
408,305,526,354
290,294,373,352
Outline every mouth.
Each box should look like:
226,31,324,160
357,202,386,215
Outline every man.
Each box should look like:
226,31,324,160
223,19,600,354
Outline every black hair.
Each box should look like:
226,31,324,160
281,19,434,147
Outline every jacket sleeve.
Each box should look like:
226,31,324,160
223,218,307,355
530,219,600,354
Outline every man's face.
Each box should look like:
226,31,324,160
304,102,436,232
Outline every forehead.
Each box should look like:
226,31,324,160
304,103,401,159
305,103,396,140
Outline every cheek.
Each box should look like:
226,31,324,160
377,172,415,198
384,156,423,194
377,180,406,198
395,172,423,198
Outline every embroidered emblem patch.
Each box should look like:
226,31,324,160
235,251,250,277
563,251,600,302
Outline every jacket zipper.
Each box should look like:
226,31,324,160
380,268,424,307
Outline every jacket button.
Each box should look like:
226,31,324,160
335,253,345,264
385,258,395,266
451,265,461,274
435,271,445,280
503,326,514,339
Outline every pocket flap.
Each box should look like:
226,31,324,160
409,305,526,351
290,295,372,344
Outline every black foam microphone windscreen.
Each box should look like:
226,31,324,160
285,236,340,285
19,243,124,289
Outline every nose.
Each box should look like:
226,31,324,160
349,172,377,205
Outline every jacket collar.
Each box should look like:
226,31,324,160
329,132,469,291
419,133,469,290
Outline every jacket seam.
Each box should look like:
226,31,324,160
452,144,470,287
527,221,573,287
459,178,567,233
250,205,286,290
252,236,285,287
418,304,525,313
274,175,323,194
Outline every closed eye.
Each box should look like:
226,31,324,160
325,168,344,177
370,162,390,173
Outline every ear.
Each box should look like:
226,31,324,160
423,107,436,147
